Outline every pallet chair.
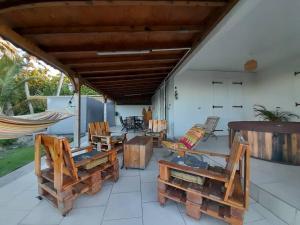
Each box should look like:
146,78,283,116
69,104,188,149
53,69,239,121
145,119,167,147
88,121,127,152
35,134,119,216
158,132,250,225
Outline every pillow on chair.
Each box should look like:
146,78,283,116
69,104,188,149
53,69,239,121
179,126,205,149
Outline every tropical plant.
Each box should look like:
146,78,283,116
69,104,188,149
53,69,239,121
253,104,299,122
0,54,30,115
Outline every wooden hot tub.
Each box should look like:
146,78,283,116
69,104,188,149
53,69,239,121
228,121,300,165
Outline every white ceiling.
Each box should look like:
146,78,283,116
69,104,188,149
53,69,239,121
186,0,300,72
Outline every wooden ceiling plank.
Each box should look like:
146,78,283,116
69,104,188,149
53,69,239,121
17,25,204,35
85,73,166,80
0,21,76,79
79,66,173,74
91,77,164,83
66,58,180,67
0,1,228,12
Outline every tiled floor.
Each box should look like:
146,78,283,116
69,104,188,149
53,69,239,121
0,131,296,225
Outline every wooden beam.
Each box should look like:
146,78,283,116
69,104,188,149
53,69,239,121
95,82,161,88
83,73,167,80
67,58,179,67
0,1,228,12
91,77,164,84
79,66,173,74
17,25,204,35
74,61,176,71
0,21,76,79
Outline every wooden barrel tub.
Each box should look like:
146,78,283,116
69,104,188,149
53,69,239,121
228,121,300,165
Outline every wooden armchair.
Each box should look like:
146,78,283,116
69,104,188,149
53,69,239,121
35,134,119,216
88,121,126,152
145,119,167,147
158,133,250,225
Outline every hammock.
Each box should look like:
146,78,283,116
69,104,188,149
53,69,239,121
0,111,73,139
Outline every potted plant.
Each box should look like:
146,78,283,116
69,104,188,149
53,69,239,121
253,104,299,122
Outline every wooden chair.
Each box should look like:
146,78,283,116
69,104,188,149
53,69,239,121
88,121,126,152
35,134,119,216
158,133,250,225
145,119,167,147
198,116,220,141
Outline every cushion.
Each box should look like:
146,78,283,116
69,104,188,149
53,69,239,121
179,126,205,149
162,140,186,150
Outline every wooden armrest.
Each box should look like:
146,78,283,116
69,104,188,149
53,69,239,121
92,134,111,139
176,148,229,159
159,160,228,182
71,145,93,153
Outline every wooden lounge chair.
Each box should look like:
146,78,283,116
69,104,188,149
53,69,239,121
88,121,126,152
145,119,167,147
162,124,205,155
35,134,119,216
198,116,220,141
158,133,250,225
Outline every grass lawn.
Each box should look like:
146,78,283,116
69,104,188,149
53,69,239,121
0,146,34,177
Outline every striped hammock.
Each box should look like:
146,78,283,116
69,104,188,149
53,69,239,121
0,111,72,139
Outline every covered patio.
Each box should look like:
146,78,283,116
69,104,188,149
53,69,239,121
0,0,299,225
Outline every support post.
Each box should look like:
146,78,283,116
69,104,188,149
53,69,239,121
73,77,81,149
56,73,64,96
104,96,107,122
24,82,34,114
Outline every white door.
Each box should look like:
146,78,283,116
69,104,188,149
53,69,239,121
211,79,229,135
293,72,300,117
228,81,245,123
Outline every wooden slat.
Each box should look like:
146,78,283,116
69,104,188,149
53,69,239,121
17,25,204,35
79,66,172,74
84,73,167,80
0,1,228,12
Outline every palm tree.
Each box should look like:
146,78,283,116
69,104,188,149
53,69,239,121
0,39,29,115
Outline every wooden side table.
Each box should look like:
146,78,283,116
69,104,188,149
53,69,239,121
124,136,153,169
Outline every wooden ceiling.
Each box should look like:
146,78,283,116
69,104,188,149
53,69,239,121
0,0,238,104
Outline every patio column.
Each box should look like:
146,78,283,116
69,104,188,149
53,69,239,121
73,77,81,149
103,96,107,122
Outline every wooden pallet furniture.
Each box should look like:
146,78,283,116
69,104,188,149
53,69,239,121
88,121,126,152
158,133,250,225
124,136,153,169
34,134,119,216
145,119,167,147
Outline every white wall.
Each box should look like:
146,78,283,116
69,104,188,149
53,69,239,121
245,57,300,121
172,70,253,137
115,105,150,126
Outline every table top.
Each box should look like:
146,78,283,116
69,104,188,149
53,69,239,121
126,136,152,145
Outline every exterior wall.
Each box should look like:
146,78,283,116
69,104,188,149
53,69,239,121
115,105,150,126
152,59,300,138
47,96,104,135
244,58,300,121
106,101,116,127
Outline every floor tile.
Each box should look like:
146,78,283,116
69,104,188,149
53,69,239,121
104,192,142,220
20,201,63,225
102,218,143,225
74,185,112,208
140,170,157,183
0,209,30,225
244,204,265,224
60,207,105,225
120,168,140,177
5,189,40,211
111,176,140,193
251,203,288,225
143,201,185,225
141,181,157,203
181,213,227,225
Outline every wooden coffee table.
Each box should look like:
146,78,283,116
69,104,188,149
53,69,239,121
124,136,153,169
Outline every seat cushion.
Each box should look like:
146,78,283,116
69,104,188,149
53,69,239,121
179,126,205,149
162,140,186,150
